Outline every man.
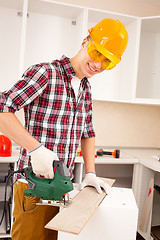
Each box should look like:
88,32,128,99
0,18,128,240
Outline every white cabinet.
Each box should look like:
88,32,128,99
58,188,138,240
95,163,133,188
135,17,160,105
0,162,16,238
0,0,23,91
0,147,19,238
73,154,138,189
0,0,160,105
133,164,155,239
23,0,87,72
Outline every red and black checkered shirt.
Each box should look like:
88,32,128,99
0,55,95,178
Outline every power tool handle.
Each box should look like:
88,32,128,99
23,166,32,180
103,151,112,155
97,149,112,156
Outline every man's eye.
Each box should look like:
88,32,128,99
96,51,102,57
104,58,111,63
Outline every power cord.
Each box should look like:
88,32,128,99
0,168,27,228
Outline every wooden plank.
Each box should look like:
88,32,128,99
45,178,115,235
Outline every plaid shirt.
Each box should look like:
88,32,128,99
0,55,95,178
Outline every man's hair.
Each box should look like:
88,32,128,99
86,35,92,41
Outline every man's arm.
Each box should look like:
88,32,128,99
0,112,40,152
81,137,95,174
0,112,58,178
0,65,49,151
0,64,59,178
80,136,112,194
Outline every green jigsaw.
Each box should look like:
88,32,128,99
24,160,73,206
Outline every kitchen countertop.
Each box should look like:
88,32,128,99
75,147,160,173
75,150,139,164
121,148,160,172
1,145,160,173
0,146,20,163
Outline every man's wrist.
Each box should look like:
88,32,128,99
27,142,42,153
29,144,43,154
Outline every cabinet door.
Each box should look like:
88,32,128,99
135,17,160,104
0,0,23,91
136,165,155,239
23,0,86,71
86,9,140,102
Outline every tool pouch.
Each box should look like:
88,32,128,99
11,181,59,240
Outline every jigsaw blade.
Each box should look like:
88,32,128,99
36,193,71,208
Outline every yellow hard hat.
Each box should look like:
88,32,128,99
88,18,128,65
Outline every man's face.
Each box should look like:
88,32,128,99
80,39,104,78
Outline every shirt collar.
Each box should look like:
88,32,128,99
60,55,89,88
60,55,76,82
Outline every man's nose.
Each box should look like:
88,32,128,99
94,61,102,69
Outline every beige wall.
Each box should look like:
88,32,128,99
93,101,160,148
14,101,160,148
56,0,160,17
15,101,160,148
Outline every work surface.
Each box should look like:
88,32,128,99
57,187,138,240
2,145,160,174
45,178,115,234
75,147,160,172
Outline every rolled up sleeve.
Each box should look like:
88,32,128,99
0,64,48,113
81,101,95,139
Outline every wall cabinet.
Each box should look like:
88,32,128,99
0,0,23,92
0,0,160,105
24,0,87,71
135,16,160,105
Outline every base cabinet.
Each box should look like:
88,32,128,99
0,163,15,238
58,187,138,240
133,164,160,240
1,150,158,240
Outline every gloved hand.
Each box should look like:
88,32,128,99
80,172,112,194
29,145,59,179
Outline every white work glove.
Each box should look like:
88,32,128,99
29,145,59,179
80,173,112,194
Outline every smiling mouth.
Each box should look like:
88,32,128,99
88,64,96,73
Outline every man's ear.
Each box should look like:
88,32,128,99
81,38,88,49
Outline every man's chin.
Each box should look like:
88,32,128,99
86,71,98,78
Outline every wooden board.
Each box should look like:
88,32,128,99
45,178,115,235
